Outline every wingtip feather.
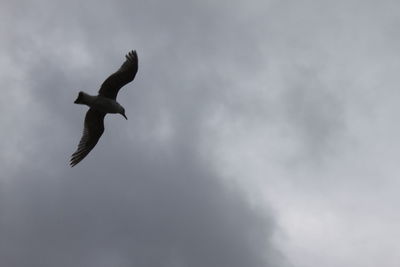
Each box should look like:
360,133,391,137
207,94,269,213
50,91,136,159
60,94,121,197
125,50,138,63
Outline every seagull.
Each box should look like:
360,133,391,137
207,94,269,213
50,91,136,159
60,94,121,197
70,50,138,167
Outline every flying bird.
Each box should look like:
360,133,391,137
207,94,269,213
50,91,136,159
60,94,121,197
70,50,138,167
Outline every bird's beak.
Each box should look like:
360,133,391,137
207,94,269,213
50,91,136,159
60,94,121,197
122,113,128,120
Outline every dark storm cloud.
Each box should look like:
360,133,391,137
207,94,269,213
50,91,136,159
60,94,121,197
0,0,287,266
1,146,284,267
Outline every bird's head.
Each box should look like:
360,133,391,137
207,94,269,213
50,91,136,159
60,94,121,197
120,107,128,120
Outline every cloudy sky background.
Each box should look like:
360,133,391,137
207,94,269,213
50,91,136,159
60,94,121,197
1,0,399,266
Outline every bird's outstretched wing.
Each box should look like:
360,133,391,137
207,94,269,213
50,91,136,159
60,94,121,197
98,50,138,100
70,109,106,167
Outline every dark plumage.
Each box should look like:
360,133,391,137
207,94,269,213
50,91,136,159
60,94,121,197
99,51,138,100
70,50,138,167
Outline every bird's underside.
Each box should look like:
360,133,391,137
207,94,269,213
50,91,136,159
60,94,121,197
70,50,138,167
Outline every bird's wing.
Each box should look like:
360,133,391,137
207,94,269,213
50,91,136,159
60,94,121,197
70,109,106,167
98,50,138,100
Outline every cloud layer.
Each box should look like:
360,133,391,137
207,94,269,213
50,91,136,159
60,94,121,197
0,0,287,266
1,0,400,266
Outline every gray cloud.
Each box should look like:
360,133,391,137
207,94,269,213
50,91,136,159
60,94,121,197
0,0,287,267
281,65,345,162
3,0,400,266
1,147,284,267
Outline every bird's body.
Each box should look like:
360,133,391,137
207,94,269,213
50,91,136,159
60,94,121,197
70,50,138,167
74,91,125,116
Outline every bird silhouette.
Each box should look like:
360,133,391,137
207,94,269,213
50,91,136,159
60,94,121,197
70,50,138,167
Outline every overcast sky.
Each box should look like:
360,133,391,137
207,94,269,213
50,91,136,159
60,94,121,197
1,0,399,266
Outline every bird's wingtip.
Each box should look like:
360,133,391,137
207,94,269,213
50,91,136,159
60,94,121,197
69,159,76,167
125,50,138,63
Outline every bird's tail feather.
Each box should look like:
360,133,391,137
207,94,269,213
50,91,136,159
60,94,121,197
74,91,88,105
